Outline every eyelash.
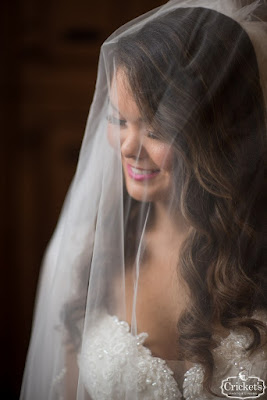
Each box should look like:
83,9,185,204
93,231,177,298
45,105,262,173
106,115,158,139
147,131,158,140
106,115,127,127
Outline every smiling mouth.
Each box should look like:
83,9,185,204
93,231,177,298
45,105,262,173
132,166,159,174
126,164,160,181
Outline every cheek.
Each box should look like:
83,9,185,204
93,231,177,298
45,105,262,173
150,143,174,171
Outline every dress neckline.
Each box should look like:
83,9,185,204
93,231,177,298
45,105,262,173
112,308,267,380
111,315,196,380
80,310,267,400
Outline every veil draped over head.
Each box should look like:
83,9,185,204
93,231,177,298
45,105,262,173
21,1,267,399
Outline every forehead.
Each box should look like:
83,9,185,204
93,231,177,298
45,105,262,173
110,69,142,122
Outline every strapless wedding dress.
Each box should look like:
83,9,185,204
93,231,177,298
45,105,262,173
78,311,267,400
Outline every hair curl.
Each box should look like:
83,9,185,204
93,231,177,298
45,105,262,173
115,6,267,393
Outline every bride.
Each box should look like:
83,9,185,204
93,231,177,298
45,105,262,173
21,1,267,399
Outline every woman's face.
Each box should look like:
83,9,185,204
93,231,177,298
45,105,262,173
108,69,174,203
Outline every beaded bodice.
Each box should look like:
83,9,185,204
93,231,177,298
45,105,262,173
78,311,267,400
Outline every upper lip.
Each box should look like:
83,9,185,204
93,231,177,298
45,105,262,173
127,163,160,171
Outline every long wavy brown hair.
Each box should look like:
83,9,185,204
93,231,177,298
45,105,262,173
115,6,267,393
62,6,266,395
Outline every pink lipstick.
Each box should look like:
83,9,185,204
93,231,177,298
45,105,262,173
126,164,160,181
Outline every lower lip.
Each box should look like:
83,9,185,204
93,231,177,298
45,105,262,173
126,164,160,181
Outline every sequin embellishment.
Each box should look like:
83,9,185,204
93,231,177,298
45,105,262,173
79,311,267,400
79,314,181,399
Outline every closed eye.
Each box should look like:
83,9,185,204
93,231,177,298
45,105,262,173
106,115,127,128
147,130,159,140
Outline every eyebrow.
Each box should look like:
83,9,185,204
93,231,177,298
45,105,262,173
108,98,144,123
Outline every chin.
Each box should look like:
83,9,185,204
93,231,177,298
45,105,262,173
125,181,148,202
124,180,169,203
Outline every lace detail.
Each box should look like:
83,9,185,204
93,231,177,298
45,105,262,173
52,367,66,400
79,311,267,400
183,365,211,400
183,310,267,399
79,314,182,399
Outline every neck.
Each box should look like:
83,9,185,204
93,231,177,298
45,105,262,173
151,201,188,238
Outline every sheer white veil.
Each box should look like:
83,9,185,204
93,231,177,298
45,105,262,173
20,1,266,399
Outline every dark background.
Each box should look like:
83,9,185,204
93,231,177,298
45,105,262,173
1,1,163,398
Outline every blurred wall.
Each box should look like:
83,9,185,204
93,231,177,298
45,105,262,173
1,0,163,398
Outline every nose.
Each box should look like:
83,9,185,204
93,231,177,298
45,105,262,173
120,126,146,160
